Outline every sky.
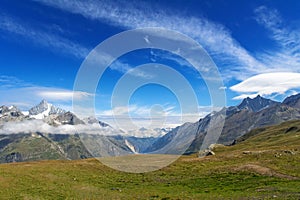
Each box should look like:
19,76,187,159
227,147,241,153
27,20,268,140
1,0,300,129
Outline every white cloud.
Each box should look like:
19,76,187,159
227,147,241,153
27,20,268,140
0,14,89,58
97,104,218,130
0,14,153,79
0,85,93,110
0,119,118,135
0,75,33,89
230,72,300,100
231,93,261,100
111,60,154,79
90,50,154,78
98,104,177,130
2,1,297,84
100,104,176,117
254,6,300,71
35,0,266,80
3,2,299,84
35,1,300,83
38,90,93,100
229,6,300,100
144,35,150,44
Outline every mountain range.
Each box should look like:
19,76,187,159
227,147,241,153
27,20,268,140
1,93,300,163
145,94,300,154
0,100,160,162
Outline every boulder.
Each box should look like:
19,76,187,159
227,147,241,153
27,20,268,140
198,149,215,157
208,143,225,150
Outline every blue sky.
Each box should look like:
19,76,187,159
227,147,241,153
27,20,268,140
1,0,300,128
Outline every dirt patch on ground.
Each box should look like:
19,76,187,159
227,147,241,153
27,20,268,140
236,164,298,180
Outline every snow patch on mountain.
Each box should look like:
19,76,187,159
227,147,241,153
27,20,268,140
21,111,29,116
29,100,65,119
125,139,137,154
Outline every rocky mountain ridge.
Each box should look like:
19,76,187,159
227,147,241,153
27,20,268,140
146,93,300,154
0,100,159,162
1,94,300,163
28,99,66,119
237,95,279,112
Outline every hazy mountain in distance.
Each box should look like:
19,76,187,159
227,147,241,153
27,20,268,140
84,116,111,127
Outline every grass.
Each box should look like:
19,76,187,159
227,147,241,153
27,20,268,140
0,120,300,199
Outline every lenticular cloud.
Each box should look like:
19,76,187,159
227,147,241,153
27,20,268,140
230,72,300,100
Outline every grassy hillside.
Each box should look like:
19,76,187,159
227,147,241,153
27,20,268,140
0,133,92,163
0,120,299,199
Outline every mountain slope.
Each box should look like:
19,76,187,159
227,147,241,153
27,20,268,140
234,119,300,148
0,101,163,162
283,93,300,109
0,133,92,162
0,100,141,162
217,104,300,144
147,94,300,154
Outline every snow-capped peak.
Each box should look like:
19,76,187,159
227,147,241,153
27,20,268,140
29,100,65,119
0,105,19,114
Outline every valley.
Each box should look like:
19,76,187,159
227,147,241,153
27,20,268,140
1,94,300,164
0,120,299,199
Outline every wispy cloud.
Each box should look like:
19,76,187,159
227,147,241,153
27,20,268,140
95,52,153,79
37,90,93,101
97,104,218,130
10,1,299,83
35,0,266,80
0,14,153,78
97,104,177,130
0,75,33,88
255,6,300,54
254,6,300,71
0,76,93,110
230,72,300,100
4,2,300,103
0,14,89,58
100,104,176,117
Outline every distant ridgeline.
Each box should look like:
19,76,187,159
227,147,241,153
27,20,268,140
1,93,300,163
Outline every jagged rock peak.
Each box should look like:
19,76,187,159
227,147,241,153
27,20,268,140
283,93,300,108
0,105,25,121
237,95,279,112
29,99,50,115
84,116,111,127
29,100,65,118
0,105,20,114
55,111,84,125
